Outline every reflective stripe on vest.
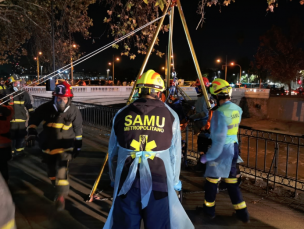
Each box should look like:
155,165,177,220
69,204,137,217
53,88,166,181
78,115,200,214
217,104,240,137
225,110,240,136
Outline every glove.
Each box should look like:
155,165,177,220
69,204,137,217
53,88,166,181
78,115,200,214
26,128,37,147
110,181,115,188
200,154,207,164
73,148,81,158
174,180,182,191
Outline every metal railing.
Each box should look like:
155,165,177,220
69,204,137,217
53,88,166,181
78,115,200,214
182,122,304,195
238,126,304,196
32,96,119,131
32,96,304,195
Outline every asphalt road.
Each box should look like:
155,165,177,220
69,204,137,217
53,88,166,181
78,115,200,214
7,135,304,229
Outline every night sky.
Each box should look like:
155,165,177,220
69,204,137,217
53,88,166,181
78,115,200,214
1,0,304,82
73,0,304,82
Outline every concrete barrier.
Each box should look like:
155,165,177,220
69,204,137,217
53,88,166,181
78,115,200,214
25,86,270,107
268,97,304,122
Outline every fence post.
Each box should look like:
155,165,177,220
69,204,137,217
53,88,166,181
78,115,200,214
255,131,258,183
295,137,300,198
274,133,279,190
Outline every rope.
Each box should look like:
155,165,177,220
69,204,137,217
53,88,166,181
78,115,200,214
0,13,168,105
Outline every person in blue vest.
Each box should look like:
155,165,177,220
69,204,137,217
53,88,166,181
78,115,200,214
104,70,194,229
200,78,249,223
189,77,212,135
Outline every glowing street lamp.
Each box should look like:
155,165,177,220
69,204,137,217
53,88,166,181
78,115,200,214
71,44,77,85
216,57,228,80
106,69,110,80
230,62,242,84
34,51,42,81
108,55,120,83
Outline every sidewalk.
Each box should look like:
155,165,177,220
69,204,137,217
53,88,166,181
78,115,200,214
8,134,304,229
241,117,304,136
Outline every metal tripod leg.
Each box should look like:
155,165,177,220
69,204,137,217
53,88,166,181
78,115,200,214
126,3,171,105
166,5,175,97
86,153,108,202
176,0,211,109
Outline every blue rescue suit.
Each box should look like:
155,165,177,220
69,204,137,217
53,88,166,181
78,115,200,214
203,101,249,222
190,94,213,134
104,98,194,229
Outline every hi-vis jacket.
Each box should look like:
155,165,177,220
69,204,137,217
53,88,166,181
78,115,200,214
104,98,194,229
0,174,16,229
28,101,83,154
205,101,243,178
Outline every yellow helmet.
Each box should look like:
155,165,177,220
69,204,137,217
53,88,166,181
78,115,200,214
136,70,165,93
210,78,232,97
9,76,15,83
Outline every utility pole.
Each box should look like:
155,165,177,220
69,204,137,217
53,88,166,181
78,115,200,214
225,55,227,81
51,0,55,71
112,55,115,84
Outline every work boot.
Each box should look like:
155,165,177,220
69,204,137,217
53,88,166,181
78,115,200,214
55,195,65,211
203,205,216,219
235,208,250,223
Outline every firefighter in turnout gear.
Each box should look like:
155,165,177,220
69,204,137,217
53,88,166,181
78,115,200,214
26,81,83,211
7,75,34,158
104,70,194,229
0,94,14,182
199,78,249,222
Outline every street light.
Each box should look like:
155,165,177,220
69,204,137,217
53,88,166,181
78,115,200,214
108,55,120,84
34,51,42,81
106,69,110,80
70,44,77,85
216,56,228,80
230,62,242,84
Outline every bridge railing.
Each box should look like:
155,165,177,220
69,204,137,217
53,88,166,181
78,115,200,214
32,95,119,131
32,96,303,195
183,122,304,196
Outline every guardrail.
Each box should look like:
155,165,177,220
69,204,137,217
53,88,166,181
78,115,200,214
182,122,304,196
32,96,119,131
238,127,304,196
32,96,303,195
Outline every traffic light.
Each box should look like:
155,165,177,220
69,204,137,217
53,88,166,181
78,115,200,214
298,80,302,85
